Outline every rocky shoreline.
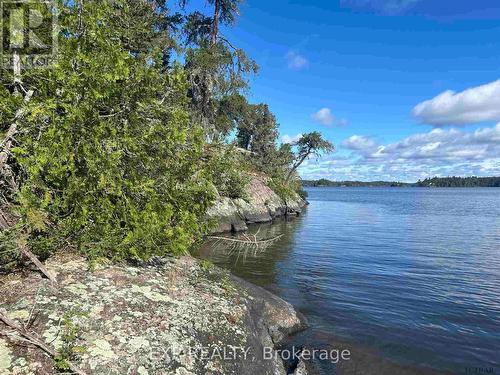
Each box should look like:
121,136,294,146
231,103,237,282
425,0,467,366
207,175,308,234
0,176,311,374
0,253,309,375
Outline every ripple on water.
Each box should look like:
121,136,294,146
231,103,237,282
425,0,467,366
198,188,500,373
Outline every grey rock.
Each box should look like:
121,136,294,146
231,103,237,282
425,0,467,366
293,359,308,375
208,175,307,234
0,253,306,375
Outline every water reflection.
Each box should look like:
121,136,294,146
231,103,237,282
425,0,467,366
196,188,500,375
197,216,305,292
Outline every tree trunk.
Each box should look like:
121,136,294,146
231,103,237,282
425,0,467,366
0,90,33,196
211,0,220,45
286,153,310,184
0,52,33,201
0,310,87,375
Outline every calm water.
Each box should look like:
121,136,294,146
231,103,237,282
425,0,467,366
198,188,500,374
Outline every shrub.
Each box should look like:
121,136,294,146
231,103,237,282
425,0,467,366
9,1,216,261
205,146,249,199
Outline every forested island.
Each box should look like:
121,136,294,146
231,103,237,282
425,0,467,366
303,176,500,188
416,176,500,187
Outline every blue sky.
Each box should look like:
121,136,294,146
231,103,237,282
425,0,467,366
185,0,500,182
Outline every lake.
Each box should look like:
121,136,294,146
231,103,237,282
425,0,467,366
198,187,500,374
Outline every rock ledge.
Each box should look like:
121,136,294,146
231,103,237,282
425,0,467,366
0,253,306,375
207,175,307,234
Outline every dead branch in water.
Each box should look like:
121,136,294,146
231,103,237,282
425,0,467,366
0,310,87,375
208,234,284,246
208,224,284,257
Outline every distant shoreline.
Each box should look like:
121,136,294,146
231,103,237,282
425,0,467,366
302,176,500,188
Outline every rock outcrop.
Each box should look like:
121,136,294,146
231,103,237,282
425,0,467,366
0,252,306,375
207,175,307,234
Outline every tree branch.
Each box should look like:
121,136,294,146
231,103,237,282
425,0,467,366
20,247,57,283
0,310,87,375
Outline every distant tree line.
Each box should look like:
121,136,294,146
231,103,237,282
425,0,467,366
302,179,410,187
303,177,500,188
416,176,500,187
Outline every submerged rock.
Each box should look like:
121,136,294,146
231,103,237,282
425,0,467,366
207,175,307,234
0,253,306,374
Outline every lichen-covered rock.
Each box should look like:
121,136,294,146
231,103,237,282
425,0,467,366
208,175,307,234
0,253,306,375
206,198,248,233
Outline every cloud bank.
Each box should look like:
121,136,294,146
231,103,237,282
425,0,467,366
412,80,500,126
300,124,500,181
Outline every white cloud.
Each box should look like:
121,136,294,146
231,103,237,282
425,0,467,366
312,108,348,127
342,135,379,152
286,51,308,70
282,133,302,144
412,80,500,126
312,108,334,126
300,124,500,181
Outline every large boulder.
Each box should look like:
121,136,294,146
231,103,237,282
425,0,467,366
0,253,306,375
208,175,307,234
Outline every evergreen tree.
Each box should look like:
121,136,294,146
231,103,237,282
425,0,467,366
6,0,216,260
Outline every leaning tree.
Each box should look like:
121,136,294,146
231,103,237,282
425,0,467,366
286,132,334,183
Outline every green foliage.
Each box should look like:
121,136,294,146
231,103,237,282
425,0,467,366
184,42,258,140
54,311,87,373
293,132,335,161
182,0,257,140
303,177,500,188
181,0,244,45
220,274,237,296
268,178,296,202
302,179,411,187
236,103,278,154
0,85,22,133
286,132,334,183
10,0,216,261
207,0,244,27
268,173,304,202
0,227,20,272
200,258,213,271
205,145,249,199
0,0,333,269
255,143,295,177
417,176,500,187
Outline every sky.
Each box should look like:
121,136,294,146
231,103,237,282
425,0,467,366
187,0,500,182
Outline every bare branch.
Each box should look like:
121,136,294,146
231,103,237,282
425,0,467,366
0,310,87,375
208,234,283,246
20,247,57,283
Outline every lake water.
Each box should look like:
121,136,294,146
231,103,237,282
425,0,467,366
198,188,500,374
